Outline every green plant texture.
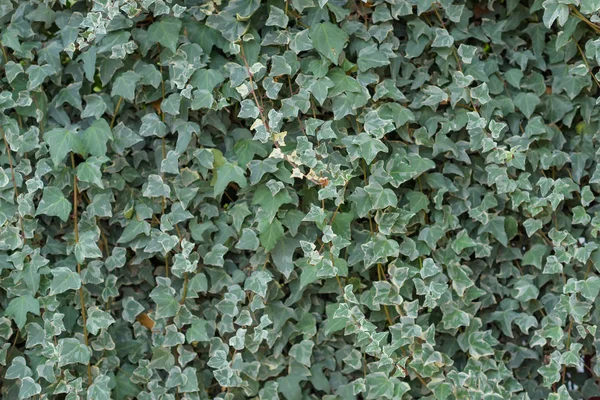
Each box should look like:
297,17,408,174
2,0,600,398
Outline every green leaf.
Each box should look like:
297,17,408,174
212,161,247,197
5,357,32,379
309,22,348,65
244,270,273,297
191,89,214,110
204,244,228,267
343,133,388,164
122,297,144,323
82,94,107,119
82,118,113,157
143,174,171,198
186,319,210,343
364,181,397,210
266,6,289,28
36,187,71,222
19,377,42,400
77,156,108,188
111,71,140,101
260,219,285,252
514,92,541,118
58,338,91,367
148,18,182,53
50,267,82,295
523,218,543,237
366,372,394,399
252,185,293,222
236,228,260,251
447,263,474,296
289,339,314,367
542,0,569,28
480,216,508,246
452,230,476,254
87,376,112,400
43,128,83,166
5,295,40,329
86,307,116,335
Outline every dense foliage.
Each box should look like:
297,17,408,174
2,0,600,398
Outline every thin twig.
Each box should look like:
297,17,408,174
574,38,600,89
110,96,123,129
71,153,92,386
239,44,324,186
1,125,26,242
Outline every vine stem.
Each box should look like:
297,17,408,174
0,41,7,64
361,159,394,326
569,5,600,34
71,153,92,386
157,44,169,277
1,125,25,242
110,96,123,129
180,272,189,304
574,38,600,89
431,5,479,113
239,44,324,186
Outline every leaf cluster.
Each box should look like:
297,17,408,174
1,0,600,399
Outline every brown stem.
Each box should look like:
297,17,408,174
71,153,92,386
180,272,189,304
1,125,25,242
157,48,169,275
431,6,479,113
574,38,600,89
110,96,123,129
239,44,323,186
569,6,600,34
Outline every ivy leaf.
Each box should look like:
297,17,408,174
50,267,82,295
58,338,91,367
191,89,214,110
252,185,293,222
542,0,569,28
524,218,543,237
36,187,71,222
309,22,348,65
86,307,116,335
143,175,171,198
9,1,600,398
82,118,113,157
111,71,140,101
211,162,247,197
289,339,314,367
514,92,541,118
266,6,289,28
452,230,476,254
480,216,508,246
19,377,42,400
364,181,397,209
366,372,394,399
260,219,285,252
244,270,273,297
122,297,145,323
204,244,228,267
87,376,112,400
5,295,40,329
148,18,182,53
447,264,474,296
77,156,108,188
236,228,260,251
5,357,31,379
43,128,83,166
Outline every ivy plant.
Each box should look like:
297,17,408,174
1,0,600,399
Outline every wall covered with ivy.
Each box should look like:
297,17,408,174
2,0,600,398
